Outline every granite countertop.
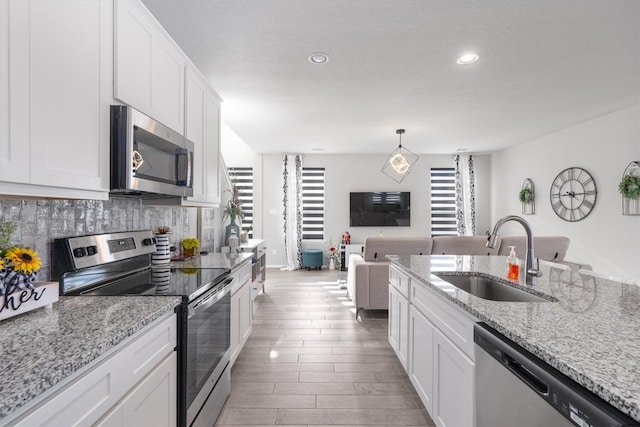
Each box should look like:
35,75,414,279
387,254,640,421
170,252,252,270
0,295,181,421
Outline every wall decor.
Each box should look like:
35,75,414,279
549,167,597,222
620,161,640,215
520,178,535,215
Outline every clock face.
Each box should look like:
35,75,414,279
550,167,597,222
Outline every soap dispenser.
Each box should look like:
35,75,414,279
506,246,520,281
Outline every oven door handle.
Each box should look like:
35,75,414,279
188,276,234,318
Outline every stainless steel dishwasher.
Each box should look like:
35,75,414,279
474,323,638,427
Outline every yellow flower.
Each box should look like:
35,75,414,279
5,247,41,274
0,258,4,270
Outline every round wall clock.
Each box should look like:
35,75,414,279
549,167,597,222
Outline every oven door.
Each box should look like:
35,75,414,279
185,276,233,426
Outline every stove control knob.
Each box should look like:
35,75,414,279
86,245,98,256
142,237,157,246
73,247,87,258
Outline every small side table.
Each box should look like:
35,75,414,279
339,243,365,271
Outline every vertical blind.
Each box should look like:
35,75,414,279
302,167,325,240
228,167,254,238
430,167,457,236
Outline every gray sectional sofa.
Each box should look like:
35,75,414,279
346,235,582,316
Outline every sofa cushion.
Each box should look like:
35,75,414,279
362,237,432,262
431,235,500,255
497,236,570,261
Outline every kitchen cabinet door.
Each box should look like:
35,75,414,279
0,0,110,198
230,285,241,364
96,352,177,427
231,267,253,366
114,0,153,112
409,305,435,414
153,33,185,132
0,0,29,182
388,283,409,369
204,89,221,204
114,0,184,134
239,278,253,345
185,65,208,202
433,328,475,427
184,64,221,206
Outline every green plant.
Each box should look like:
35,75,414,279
221,185,244,223
619,174,640,199
181,238,200,250
0,221,16,257
519,188,533,204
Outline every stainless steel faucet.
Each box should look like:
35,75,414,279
486,215,543,285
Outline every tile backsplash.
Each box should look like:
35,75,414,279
0,197,197,281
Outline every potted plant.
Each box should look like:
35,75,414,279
181,238,200,258
222,185,244,245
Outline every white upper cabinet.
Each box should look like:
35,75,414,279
0,0,111,199
114,0,185,134
184,64,221,206
185,65,207,202
205,90,221,204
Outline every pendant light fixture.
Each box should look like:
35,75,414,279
382,129,419,183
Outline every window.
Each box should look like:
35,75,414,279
301,167,325,240
430,167,457,236
228,167,254,238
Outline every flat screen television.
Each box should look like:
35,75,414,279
350,192,411,227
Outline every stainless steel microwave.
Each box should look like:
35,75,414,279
110,105,194,198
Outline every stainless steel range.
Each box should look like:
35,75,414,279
53,230,232,427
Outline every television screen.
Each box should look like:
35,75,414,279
350,192,411,226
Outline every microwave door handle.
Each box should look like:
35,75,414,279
175,148,189,186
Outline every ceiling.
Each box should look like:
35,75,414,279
141,0,640,155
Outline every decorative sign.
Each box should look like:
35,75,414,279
0,282,59,321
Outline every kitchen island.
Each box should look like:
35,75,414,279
388,254,640,422
0,295,181,423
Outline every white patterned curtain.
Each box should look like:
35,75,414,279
455,154,476,236
281,154,303,270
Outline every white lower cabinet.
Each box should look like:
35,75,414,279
96,352,177,427
390,265,476,427
10,314,177,427
433,328,475,427
230,260,253,365
388,283,409,369
408,305,435,413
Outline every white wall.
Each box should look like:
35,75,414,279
220,122,264,240
261,153,492,267
491,104,640,281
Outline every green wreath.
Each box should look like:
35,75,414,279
619,175,640,199
519,188,533,203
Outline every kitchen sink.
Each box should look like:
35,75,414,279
434,273,553,303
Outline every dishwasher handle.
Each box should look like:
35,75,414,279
502,351,549,396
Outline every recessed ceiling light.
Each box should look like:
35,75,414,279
456,53,479,65
311,147,325,152
308,53,329,64
456,148,470,152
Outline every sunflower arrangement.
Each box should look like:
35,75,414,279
0,246,42,296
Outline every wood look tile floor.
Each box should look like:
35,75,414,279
215,268,435,427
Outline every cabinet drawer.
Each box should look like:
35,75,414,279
389,266,410,298
120,313,177,385
411,282,476,360
231,260,252,294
